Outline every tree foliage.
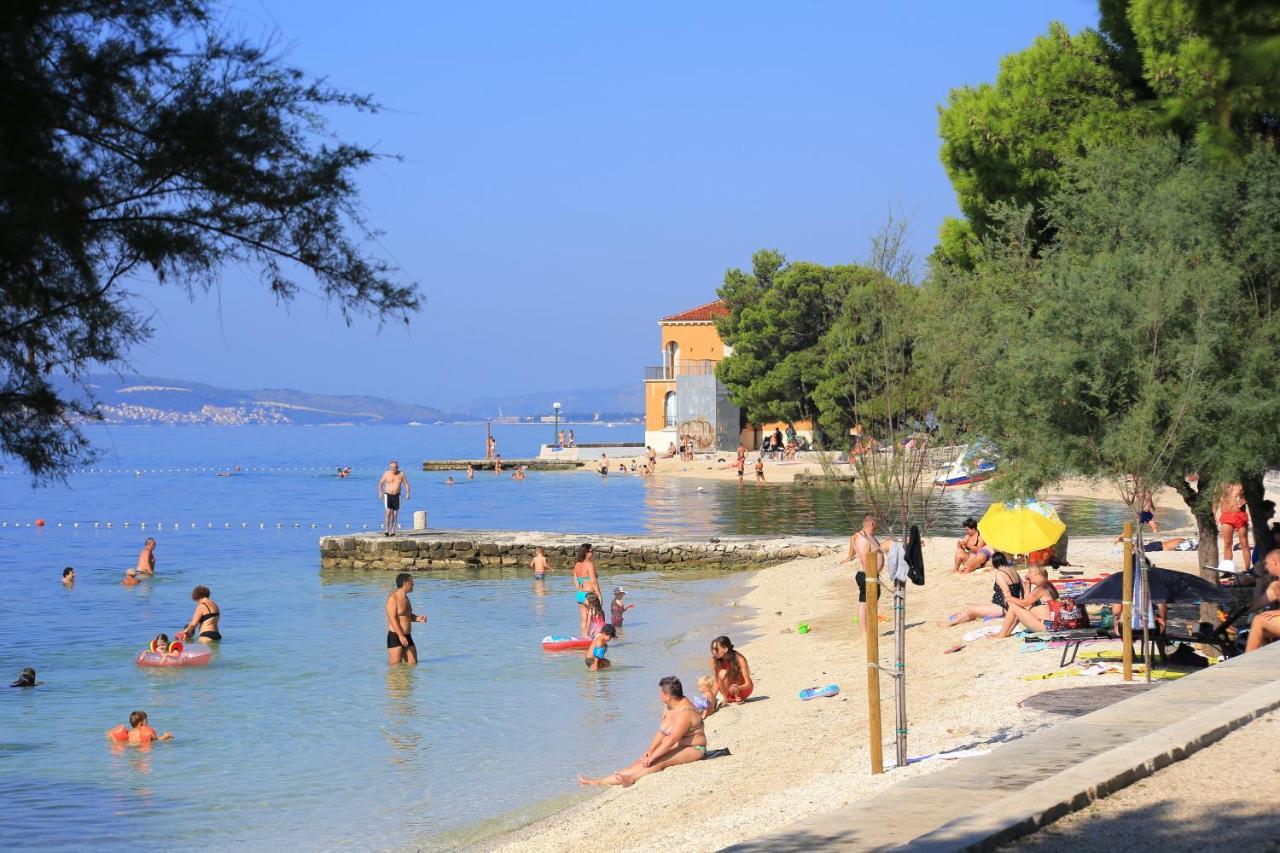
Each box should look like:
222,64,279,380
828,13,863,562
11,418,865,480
0,0,418,477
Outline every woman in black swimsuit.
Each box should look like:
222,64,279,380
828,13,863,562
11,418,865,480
179,585,221,642
937,553,1023,628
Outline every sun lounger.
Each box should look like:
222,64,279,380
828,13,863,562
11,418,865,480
1150,603,1250,662
1026,628,1116,667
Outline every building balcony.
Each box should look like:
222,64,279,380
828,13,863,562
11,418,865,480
644,359,719,381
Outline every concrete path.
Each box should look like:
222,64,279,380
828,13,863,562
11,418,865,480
725,644,1280,852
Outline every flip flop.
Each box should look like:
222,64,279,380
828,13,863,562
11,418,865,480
943,645,965,654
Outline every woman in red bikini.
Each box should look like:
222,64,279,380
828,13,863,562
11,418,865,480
1216,482,1252,572
710,635,753,703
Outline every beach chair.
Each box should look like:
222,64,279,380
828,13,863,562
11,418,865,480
1028,627,1116,668
1150,603,1250,662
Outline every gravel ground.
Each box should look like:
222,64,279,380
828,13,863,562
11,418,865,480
1008,708,1280,852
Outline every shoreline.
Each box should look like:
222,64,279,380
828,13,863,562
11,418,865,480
465,526,1210,853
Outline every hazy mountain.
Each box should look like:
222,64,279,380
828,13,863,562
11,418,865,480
449,384,643,419
58,374,455,426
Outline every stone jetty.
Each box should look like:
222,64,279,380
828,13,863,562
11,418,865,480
319,529,843,572
421,458,582,472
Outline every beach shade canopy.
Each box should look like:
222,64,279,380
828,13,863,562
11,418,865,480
1074,566,1228,605
977,499,1066,555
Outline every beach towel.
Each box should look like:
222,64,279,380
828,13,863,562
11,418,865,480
962,624,1001,642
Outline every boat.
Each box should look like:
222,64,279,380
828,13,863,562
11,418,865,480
935,444,998,487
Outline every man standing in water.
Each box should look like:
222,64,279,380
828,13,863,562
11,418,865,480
136,538,156,575
378,461,411,537
386,573,427,665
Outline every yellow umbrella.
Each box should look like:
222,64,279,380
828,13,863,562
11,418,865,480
977,500,1065,555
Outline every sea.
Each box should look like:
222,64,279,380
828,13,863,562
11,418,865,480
0,424,1154,851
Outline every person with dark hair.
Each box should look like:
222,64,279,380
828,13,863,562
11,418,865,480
10,668,36,687
578,676,707,787
178,585,221,642
1245,549,1280,653
937,552,1023,628
106,710,172,745
710,636,753,703
585,624,616,670
840,513,890,624
61,566,75,586
386,573,427,665
953,518,987,572
572,544,602,637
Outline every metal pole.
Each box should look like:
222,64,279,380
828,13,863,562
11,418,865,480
894,578,907,769
864,573,884,775
1121,520,1134,681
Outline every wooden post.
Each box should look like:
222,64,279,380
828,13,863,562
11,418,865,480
1121,520,1134,681
864,573,884,774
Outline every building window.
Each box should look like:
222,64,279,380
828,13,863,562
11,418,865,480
664,341,680,379
663,391,677,427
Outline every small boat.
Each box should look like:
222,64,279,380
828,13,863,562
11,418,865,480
935,455,996,487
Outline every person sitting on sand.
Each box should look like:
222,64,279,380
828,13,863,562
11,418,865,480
691,675,718,719
953,518,989,572
585,624,616,670
993,566,1060,637
665,442,677,458
122,568,140,587
710,635,753,703
938,553,1022,628
177,585,221,643
106,710,173,746
578,676,707,787
1246,549,1280,653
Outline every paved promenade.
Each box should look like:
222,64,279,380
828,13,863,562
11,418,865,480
727,643,1280,852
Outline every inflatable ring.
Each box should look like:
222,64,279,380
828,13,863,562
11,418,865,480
541,635,592,652
135,644,210,667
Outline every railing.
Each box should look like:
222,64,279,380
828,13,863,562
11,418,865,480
664,415,677,427
644,359,719,381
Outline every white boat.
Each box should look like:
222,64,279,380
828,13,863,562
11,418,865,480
935,446,997,487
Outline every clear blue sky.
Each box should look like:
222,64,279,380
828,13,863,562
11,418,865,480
127,0,1098,408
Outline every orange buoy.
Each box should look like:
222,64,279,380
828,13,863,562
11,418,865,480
35,518,45,527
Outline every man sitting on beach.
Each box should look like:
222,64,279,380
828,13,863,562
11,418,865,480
377,461,410,537
1246,549,1280,653
136,538,156,575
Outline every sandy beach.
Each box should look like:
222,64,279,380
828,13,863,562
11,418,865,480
474,486,1215,853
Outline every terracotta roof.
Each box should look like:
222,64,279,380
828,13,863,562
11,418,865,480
661,299,729,323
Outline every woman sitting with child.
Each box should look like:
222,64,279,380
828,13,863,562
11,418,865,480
937,553,1022,628
578,676,707,787
993,565,1060,637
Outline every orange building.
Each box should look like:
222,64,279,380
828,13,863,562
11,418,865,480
643,300,811,452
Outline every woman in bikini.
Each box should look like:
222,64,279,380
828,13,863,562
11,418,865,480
953,517,989,572
938,552,1022,627
579,676,707,787
993,565,1060,636
177,585,221,642
710,635,753,703
1215,482,1252,572
572,543,602,637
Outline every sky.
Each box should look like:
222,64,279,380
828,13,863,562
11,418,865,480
125,0,1100,408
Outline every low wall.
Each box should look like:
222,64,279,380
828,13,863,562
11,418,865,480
420,459,581,471
537,445,650,461
319,529,842,572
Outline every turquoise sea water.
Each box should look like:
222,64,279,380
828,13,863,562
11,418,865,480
0,424,1160,850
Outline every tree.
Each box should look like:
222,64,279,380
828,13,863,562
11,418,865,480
924,137,1280,586
0,0,418,478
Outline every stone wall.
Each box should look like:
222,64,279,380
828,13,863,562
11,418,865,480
319,529,842,572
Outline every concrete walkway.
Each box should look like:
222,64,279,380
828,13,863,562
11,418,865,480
726,644,1280,852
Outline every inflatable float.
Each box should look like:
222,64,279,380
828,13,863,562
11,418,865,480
135,642,212,667
541,635,592,652
799,684,840,701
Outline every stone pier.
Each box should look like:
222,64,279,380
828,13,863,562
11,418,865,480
319,529,842,572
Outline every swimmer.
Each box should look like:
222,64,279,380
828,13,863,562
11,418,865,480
466,464,474,480
136,537,156,574
150,633,177,655
611,587,634,626
62,567,75,586
106,710,173,745
377,460,410,537
9,667,37,688
494,454,503,473
177,585,221,642
446,476,455,485
585,624,616,670
531,546,550,581
122,568,140,587
386,572,427,665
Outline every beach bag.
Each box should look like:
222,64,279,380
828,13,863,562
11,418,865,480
1048,596,1089,630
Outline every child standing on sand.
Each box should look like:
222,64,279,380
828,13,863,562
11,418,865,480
611,587,634,626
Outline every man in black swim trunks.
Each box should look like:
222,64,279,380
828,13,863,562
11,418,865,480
377,460,410,536
386,572,427,665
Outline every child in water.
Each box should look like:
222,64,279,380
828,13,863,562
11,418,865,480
611,587,634,626
106,710,173,745
585,624,616,670
583,593,607,638
150,633,182,657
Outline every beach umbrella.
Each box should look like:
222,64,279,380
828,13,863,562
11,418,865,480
976,499,1066,555
1075,565,1228,606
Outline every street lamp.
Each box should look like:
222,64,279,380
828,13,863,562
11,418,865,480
553,402,562,448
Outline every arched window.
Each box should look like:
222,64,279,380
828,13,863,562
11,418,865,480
664,341,680,378
664,391,677,427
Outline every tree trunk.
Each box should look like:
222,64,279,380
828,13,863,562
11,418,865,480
1243,472,1275,559
1171,474,1219,624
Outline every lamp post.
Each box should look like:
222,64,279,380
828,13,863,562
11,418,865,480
553,402,562,448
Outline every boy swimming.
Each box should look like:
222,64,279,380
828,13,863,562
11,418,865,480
106,710,173,745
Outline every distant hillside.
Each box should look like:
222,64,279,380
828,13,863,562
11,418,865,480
449,384,643,419
58,375,454,426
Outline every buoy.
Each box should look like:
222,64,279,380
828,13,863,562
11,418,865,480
35,518,45,527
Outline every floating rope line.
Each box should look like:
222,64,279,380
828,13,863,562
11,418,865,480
0,520,379,531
